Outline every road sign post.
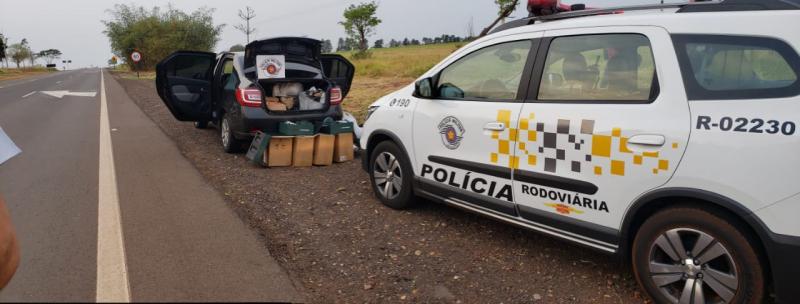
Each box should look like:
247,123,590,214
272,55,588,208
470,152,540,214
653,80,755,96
130,51,142,78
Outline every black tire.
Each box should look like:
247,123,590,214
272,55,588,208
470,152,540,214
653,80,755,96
194,120,209,129
369,141,416,209
632,207,765,304
220,115,245,154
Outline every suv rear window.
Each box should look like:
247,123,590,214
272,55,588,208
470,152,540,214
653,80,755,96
673,35,800,100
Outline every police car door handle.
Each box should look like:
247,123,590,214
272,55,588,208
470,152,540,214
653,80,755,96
484,122,506,131
627,134,665,147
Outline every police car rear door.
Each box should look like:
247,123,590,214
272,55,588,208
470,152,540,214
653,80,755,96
413,32,542,216
510,27,689,251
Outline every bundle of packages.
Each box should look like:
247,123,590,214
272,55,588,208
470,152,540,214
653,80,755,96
299,87,326,111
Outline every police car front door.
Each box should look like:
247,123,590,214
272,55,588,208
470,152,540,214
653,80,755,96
413,38,538,216
509,27,690,251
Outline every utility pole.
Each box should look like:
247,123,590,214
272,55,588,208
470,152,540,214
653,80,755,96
234,6,257,45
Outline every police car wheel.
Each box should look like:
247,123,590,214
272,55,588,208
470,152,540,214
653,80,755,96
370,141,415,209
632,207,764,304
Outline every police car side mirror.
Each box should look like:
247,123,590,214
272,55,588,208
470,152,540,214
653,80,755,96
414,77,434,99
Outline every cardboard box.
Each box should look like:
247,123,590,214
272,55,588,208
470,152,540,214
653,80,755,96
313,134,335,166
280,96,296,109
266,101,287,112
246,131,270,166
333,133,354,163
321,120,355,135
278,121,314,136
264,136,293,167
292,136,315,167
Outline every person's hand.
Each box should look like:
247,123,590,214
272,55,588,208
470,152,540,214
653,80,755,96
0,195,19,289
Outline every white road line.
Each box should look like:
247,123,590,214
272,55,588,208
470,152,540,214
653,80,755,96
22,91,36,98
56,81,63,84
96,70,132,302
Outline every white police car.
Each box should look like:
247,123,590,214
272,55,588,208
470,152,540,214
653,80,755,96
359,0,800,302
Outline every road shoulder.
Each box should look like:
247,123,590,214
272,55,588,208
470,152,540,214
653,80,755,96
101,69,303,302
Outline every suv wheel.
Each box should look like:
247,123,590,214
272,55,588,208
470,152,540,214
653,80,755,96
632,207,764,304
220,115,244,153
369,141,416,209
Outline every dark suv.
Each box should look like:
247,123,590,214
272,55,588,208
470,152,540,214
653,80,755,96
156,37,355,152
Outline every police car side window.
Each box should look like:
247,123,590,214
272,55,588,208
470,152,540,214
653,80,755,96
673,34,800,100
436,40,532,101
537,34,657,102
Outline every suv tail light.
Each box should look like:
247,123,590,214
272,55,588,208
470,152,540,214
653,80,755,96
236,87,262,107
329,86,343,106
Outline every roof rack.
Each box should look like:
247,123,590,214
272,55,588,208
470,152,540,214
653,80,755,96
489,0,800,35
678,0,800,12
490,3,694,35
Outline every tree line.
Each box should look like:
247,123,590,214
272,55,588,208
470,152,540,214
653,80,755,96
0,33,63,69
326,34,470,53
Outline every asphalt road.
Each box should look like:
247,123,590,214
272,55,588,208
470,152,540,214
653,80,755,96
0,69,302,302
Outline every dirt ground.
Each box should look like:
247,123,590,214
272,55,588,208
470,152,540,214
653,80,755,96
114,75,647,303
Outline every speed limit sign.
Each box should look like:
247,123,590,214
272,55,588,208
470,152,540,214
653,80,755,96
130,51,142,63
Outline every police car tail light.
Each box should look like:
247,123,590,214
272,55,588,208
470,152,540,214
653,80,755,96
329,86,343,106
236,87,262,107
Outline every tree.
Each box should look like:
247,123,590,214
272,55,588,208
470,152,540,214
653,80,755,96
103,4,224,70
0,33,6,67
20,38,35,67
402,38,410,46
389,39,399,48
233,6,257,44
373,39,384,49
480,0,519,37
336,38,346,52
229,44,245,52
339,1,381,52
321,39,333,53
38,49,62,65
8,43,29,69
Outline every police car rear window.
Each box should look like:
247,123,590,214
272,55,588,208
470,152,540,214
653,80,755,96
673,34,800,100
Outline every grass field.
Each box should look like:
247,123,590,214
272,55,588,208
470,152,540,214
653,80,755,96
0,67,54,81
341,43,463,121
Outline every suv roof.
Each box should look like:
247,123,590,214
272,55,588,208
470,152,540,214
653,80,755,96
491,0,800,35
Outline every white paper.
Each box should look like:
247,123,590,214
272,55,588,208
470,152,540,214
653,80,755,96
0,127,21,165
256,55,286,79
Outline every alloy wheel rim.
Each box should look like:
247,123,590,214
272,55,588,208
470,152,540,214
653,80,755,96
373,152,402,200
221,119,230,148
648,228,739,304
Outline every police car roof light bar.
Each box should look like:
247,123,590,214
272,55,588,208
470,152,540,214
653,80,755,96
491,0,800,35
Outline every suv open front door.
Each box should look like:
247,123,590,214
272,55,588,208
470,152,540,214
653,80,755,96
320,54,355,98
156,51,216,122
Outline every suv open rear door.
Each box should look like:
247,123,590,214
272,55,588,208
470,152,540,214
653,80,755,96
320,54,355,99
156,51,216,122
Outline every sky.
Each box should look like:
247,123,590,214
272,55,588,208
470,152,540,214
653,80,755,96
0,0,680,69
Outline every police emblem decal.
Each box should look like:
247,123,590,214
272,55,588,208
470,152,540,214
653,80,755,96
438,116,465,150
256,55,286,79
